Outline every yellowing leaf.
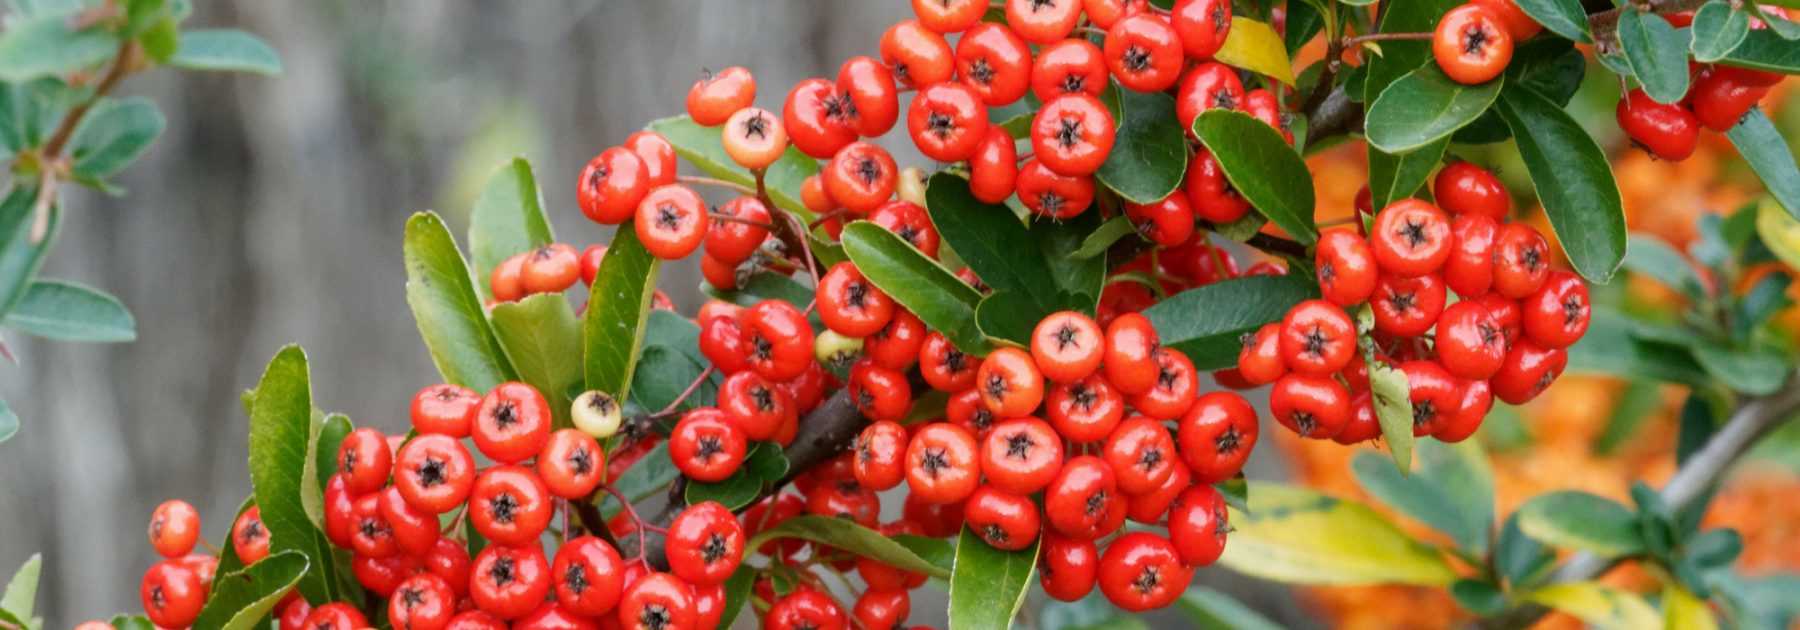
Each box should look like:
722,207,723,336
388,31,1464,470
1524,582,1660,630
1662,582,1719,630
1217,482,1456,585
1215,17,1295,85
1756,197,1800,271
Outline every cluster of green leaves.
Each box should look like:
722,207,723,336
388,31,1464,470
0,0,280,444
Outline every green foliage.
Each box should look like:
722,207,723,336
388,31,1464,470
1096,88,1187,204
1194,110,1318,244
842,219,990,354
1617,9,1691,104
925,173,1104,320
1177,588,1284,630
491,293,584,426
1690,2,1751,63
948,528,1039,630
1351,438,1495,554
1,554,41,630
746,516,953,579
583,224,660,402
3,279,135,342
1511,0,1591,43
69,97,165,180
1496,87,1627,283
646,115,818,221
1141,274,1317,370
168,29,282,75
245,346,347,604
1516,491,1646,557
684,441,788,510
1728,110,1800,220
403,212,518,391
467,158,554,298
191,551,308,630
1364,66,1503,153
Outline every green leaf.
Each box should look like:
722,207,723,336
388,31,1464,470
1069,215,1138,260
1495,513,1554,587
191,551,307,630
1511,0,1592,43
948,528,1039,630
1096,89,1187,203
1691,342,1790,395
1194,110,1317,244
1350,438,1495,553
1494,86,1626,283
1213,17,1295,85
1567,307,1709,386
685,442,786,510
746,515,952,579
1523,582,1660,629
1367,137,1448,209
1365,65,1503,154
716,565,756,630
1450,579,1507,616
491,293,583,427
1687,528,1743,569
168,29,281,75
646,115,819,221
630,347,716,414
842,220,990,355
599,441,678,516
0,187,61,318
1,554,40,622
302,414,350,528
1722,29,1800,73
1623,234,1707,300
467,158,554,298
1216,475,1249,514
3,279,134,342
0,398,15,444
246,346,345,604
1367,355,1415,474
1728,110,1800,220
1177,587,1284,630
1141,274,1317,370
1365,0,1461,102
1691,2,1751,63
1516,491,1645,556
0,10,118,82
1218,482,1457,585
69,97,165,179
138,17,179,63
403,212,517,391
108,615,155,630
975,290,1036,347
1617,9,1691,104
924,173,1096,316
583,224,660,402
704,271,813,308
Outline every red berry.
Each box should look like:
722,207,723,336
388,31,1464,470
744,300,815,381
1039,533,1099,601
1032,93,1117,177
864,308,927,370
1472,0,1543,40
301,603,369,630
1131,347,1198,419
1167,485,1229,566
148,499,200,558
718,371,791,442
1316,230,1379,306
1124,192,1197,247
1399,360,1461,436
667,501,746,586
853,420,910,491
1032,38,1109,101
1175,62,1244,131
686,66,755,126
1098,532,1190,611
1372,272,1448,337
905,422,982,504
968,127,1021,204
669,408,748,483
838,56,901,137
1522,270,1590,349
920,331,980,391
141,561,204,628
912,0,987,32
979,416,1065,495
705,196,772,265
1171,0,1232,59
907,82,990,162
471,544,552,620
1617,88,1699,161
978,347,1046,417
853,589,911,630
1492,222,1551,299
1016,158,1096,219
1004,0,1082,43
955,22,1033,106
1434,161,1510,219
1689,68,1768,132
849,359,914,422
411,383,478,438
1178,391,1259,484
1433,4,1513,85
1102,416,1179,496
1335,391,1383,444
1030,310,1105,383
1446,214,1499,297
721,106,788,170
578,147,649,225
1235,322,1287,386
1492,339,1567,405
538,428,606,500
880,20,955,88
824,142,899,213
1045,374,1126,443
230,506,270,565
470,465,554,546
1271,373,1351,438
635,185,710,260
1044,455,1117,539
1185,148,1250,223
870,199,941,258
783,78,858,159
1101,312,1160,395
1370,199,1453,277
763,589,844,630
622,131,677,188
1278,299,1357,376
389,572,457,630
337,427,393,495
1104,14,1183,92
473,382,552,464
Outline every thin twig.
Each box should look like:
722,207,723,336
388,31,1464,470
28,41,137,243
1342,32,1432,45
650,366,714,419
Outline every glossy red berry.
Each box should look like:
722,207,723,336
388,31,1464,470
1244,88,1292,143
704,197,771,266
553,536,625,618
1446,214,1499,297
411,383,479,438
1433,4,1513,85
579,244,605,286
349,493,397,558
1235,321,1287,386
980,416,1064,495
670,408,748,483
968,127,1021,204
1617,88,1699,161
1005,0,1082,43
1102,416,1178,496
378,486,438,556
394,433,476,514
853,420,909,491
1370,199,1453,277
864,308,927,370
955,22,1033,106
1316,230,1378,306
1132,347,1198,419
635,184,710,260
473,381,552,464
838,55,900,137
337,427,393,495
1124,192,1197,247
1016,158,1095,219
1492,339,1567,404
521,244,580,295
1031,310,1105,383
141,561,204,628
1032,93,1117,177
1040,534,1099,601
1032,38,1109,101
1044,455,1118,539
686,66,755,126
1102,312,1160,395
1178,391,1259,483
1104,14,1184,92
1436,300,1508,380
538,429,605,500
667,501,745,586
1167,485,1229,566
1185,148,1250,223
1689,68,1767,132
623,131,678,188
1279,299,1357,376
907,82,990,162
1522,270,1590,349
869,200,941,258
763,589,844,630
1098,532,1190,612
389,572,456,630
1172,0,1232,59
578,147,650,225
1334,391,1383,445
965,485,1042,551
920,331,979,391
824,142,899,213
1372,272,1448,337
978,347,1046,417
745,300,816,381
784,78,858,159
1434,161,1510,219
470,465,553,546
818,262,896,337
1175,62,1244,130
1046,374,1126,443
1270,373,1351,439
229,506,270,565
1473,0,1543,39
905,422,981,504
1435,378,1494,443
721,106,788,170
300,603,369,630
881,20,956,88
852,589,910,630
850,359,914,422
471,544,552,620
1400,360,1461,437
148,499,201,558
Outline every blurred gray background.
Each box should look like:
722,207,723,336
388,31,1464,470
0,2,1309,625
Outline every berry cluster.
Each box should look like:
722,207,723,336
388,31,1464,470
140,380,750,630
490,243,608,304
1617,62,1787,161
1231,162,1589,445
